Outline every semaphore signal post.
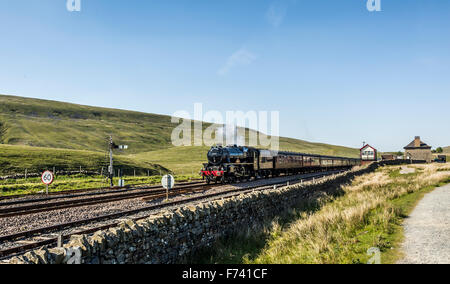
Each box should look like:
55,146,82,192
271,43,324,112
108,136,128,187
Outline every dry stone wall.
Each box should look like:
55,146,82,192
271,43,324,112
7,163,380,264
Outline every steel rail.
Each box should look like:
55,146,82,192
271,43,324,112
0,181,204,207
0,182,210,219
0,180,203,202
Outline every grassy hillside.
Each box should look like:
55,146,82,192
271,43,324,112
0,144,168,176
278,137,358,157
0,94,174,153
0,94,360,174
444,146,450,153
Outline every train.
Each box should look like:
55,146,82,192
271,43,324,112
201,145,361,184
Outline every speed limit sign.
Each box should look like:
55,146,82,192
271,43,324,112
41,171,54,185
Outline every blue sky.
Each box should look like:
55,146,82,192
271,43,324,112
0,0,449,151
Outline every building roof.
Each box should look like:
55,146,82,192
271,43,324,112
404,138,432,149
360,144,377,151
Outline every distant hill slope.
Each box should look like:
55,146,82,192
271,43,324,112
0,144,168,176
0,94,360,174
0,94,174,153
444,146,450,153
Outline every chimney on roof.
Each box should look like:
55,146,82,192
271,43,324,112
414,136,421,147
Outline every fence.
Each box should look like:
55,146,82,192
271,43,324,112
0,166,168,181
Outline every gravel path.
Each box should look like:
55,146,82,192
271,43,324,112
400,166,416,175
398,183,450,264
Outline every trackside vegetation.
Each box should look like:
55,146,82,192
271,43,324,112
0,174,200,197
192,163,450,264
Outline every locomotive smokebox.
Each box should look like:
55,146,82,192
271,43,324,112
207,146,226,165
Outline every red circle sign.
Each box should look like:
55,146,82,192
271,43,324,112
41,171,54,185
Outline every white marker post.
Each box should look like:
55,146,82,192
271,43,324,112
161,174,175,201
41,170,54,195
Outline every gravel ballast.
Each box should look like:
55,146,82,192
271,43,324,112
0,172,335,251
398,183,450,264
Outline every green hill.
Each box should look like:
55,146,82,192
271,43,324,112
0,94,360,174
0,94,174,153
0,144,168,176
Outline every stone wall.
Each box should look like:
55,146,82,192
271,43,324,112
7,163,381,264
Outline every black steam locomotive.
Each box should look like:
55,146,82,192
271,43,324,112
201,145,361,184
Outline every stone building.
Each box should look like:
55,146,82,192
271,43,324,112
404,136,432,163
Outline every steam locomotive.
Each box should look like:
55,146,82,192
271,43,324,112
201,145,361,184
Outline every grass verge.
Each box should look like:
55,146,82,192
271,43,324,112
0,174,200,196
191,163,450,264
0,144,168,176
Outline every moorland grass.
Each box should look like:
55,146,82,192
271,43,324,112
191,163,450,264
0,94,360,175
0,144,168,175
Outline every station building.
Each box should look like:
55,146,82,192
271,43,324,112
403,136,432,163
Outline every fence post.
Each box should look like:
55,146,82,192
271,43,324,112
80,166,82,174
134,169,136,177
25,169,28,180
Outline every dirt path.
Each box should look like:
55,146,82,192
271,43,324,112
400,166,416,175
398,183,450,264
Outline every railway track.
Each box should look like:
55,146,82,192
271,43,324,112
0,180,203,202
0,170,345,260
0,181,210,218
0,180,205,207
